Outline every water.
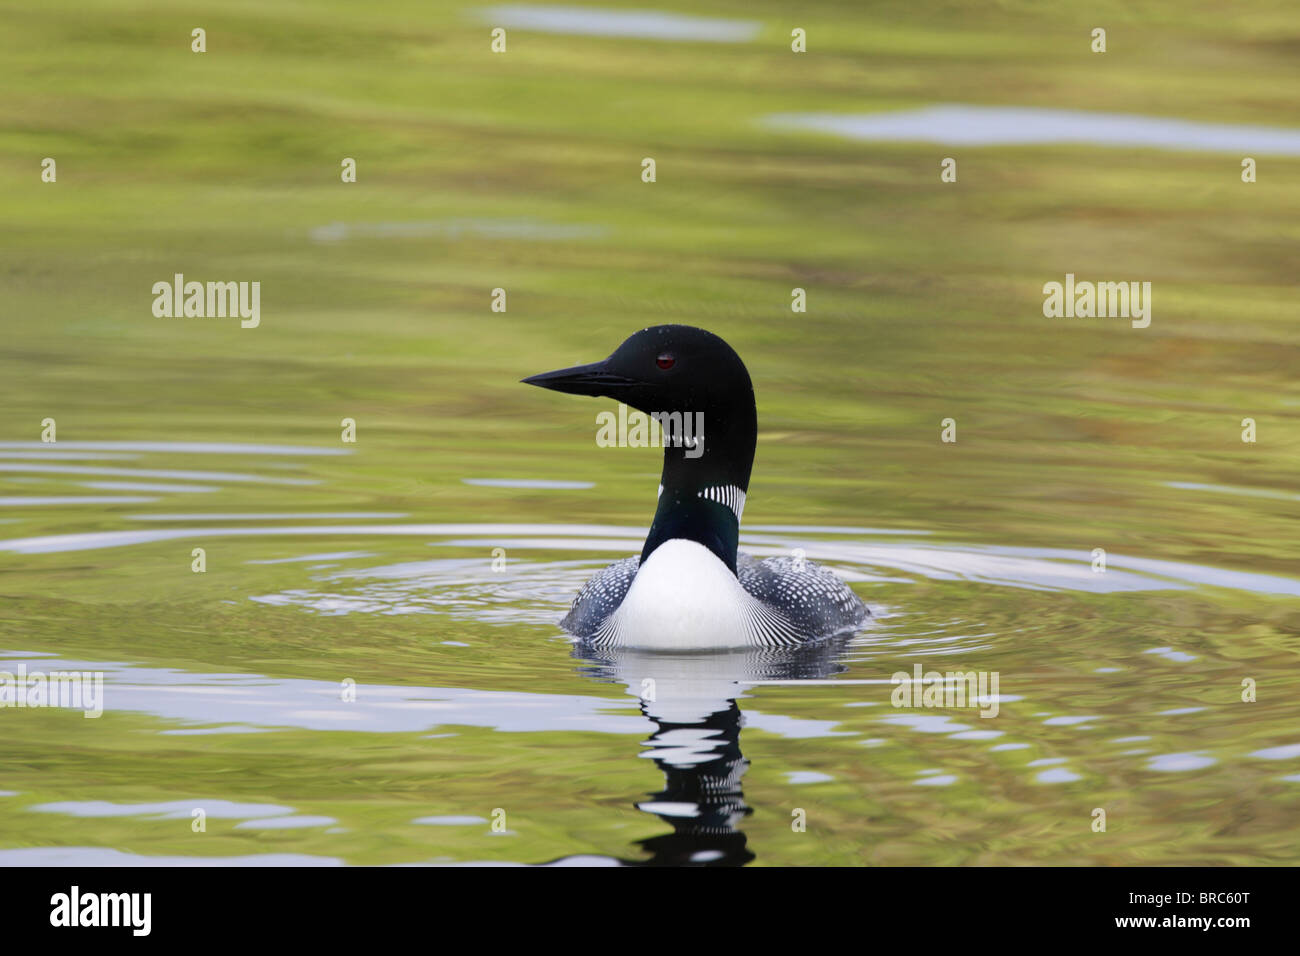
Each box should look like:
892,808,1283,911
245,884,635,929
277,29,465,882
1,443,1296,865
309,220,609,243
3,0,1298,868
476,6,761,43
765,105,1300,154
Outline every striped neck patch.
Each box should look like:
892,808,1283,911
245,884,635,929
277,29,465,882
698,484,746,522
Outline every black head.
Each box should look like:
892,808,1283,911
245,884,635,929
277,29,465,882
522,325,752,420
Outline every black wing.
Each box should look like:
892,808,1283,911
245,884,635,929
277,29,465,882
736,553,869,640
560,555,639,638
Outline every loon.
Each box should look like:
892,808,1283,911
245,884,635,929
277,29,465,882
522,325,868,651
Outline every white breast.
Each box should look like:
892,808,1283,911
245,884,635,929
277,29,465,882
603,538,757,650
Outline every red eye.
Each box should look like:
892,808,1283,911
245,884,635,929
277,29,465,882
656,353,675,370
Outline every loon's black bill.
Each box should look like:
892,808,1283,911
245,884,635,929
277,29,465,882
521,360,638,397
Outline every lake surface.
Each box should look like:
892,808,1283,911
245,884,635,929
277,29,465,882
765,106,1300,154
1,0,1297,867
477,6,761,43
1,441,1297,865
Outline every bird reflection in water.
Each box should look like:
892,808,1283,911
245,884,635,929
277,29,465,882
573,636,854,866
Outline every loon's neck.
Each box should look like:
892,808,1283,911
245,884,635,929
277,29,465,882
640,396,756,574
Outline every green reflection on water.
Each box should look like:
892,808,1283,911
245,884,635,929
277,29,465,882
0,0,1297,865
